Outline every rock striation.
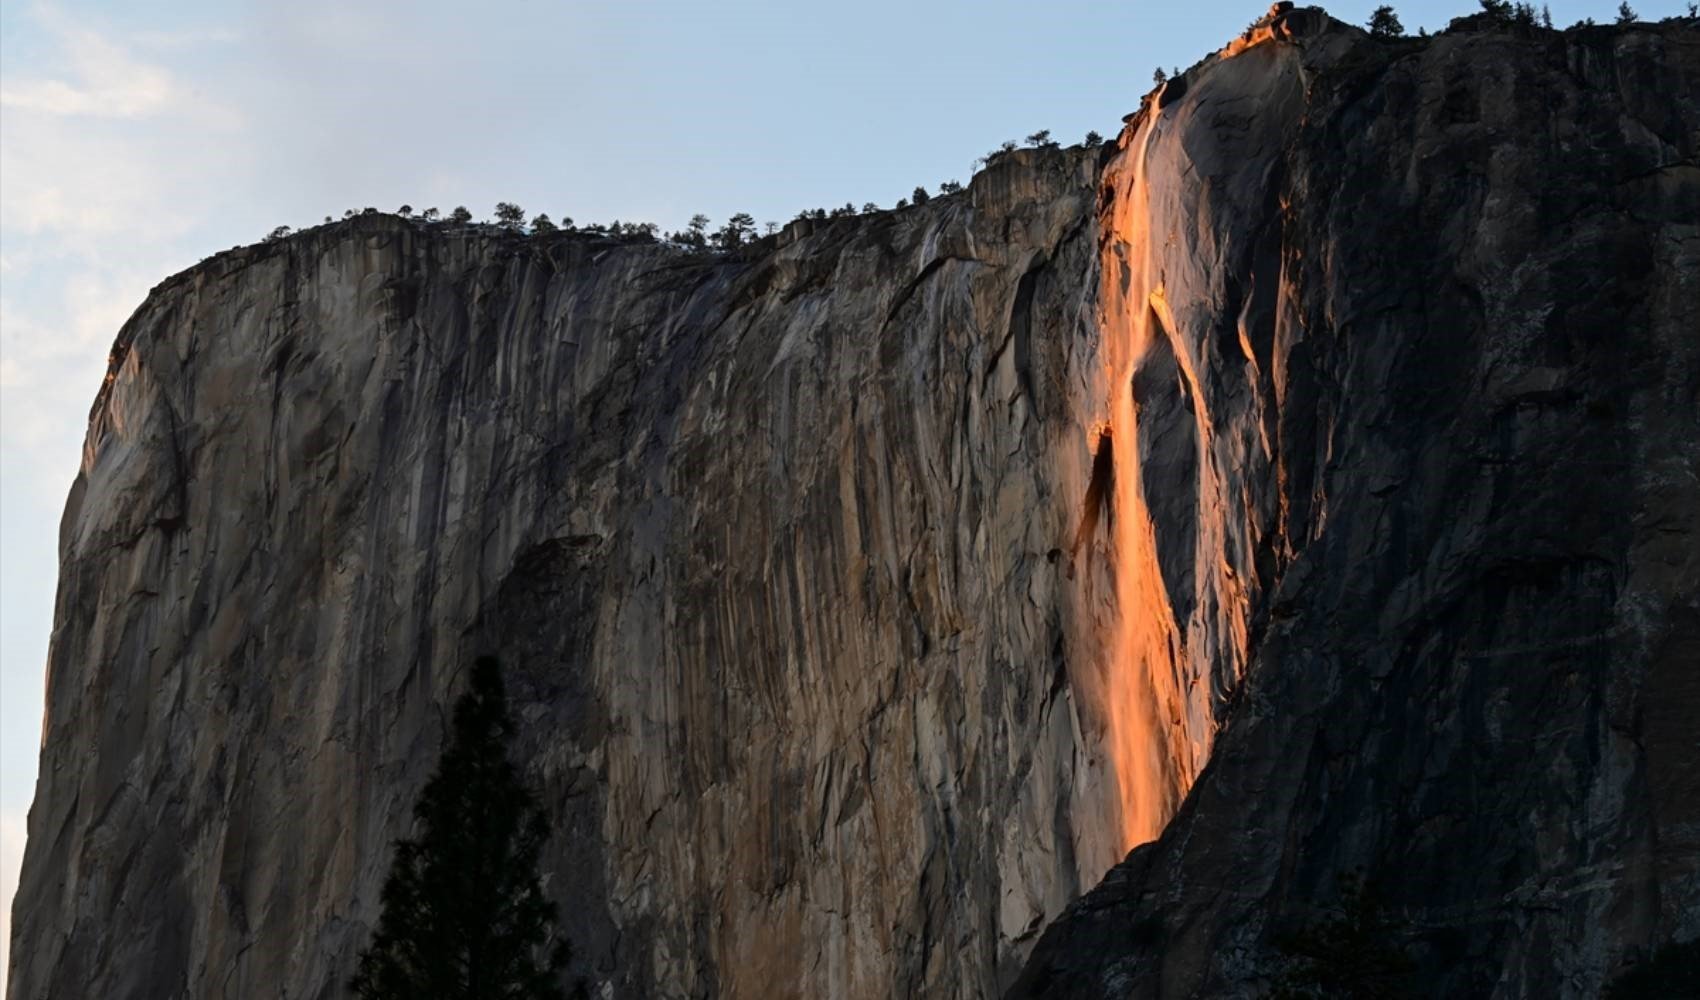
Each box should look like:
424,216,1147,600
10,144,1136,999
10,9,1700,1000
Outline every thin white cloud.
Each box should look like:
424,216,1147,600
0,118,200,244
0,9,176,118
0,5,239,125
131,26,243,50
0,5,246,253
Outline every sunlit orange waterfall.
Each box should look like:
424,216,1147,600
1072,33,1290,858
1093,105,1199,852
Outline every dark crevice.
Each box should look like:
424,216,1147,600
879,254,981,336
1069,428,1116,571
984,258,1045,414
1133,313,1199,634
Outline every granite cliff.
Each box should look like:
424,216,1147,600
10,8,1699,1000
12,130,1122,1000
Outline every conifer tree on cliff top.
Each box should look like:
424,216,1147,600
350,656,573,1000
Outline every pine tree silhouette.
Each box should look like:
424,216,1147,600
351,657,574,999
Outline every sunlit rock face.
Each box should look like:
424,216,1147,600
9,149,1168,999
1016,11,1700,999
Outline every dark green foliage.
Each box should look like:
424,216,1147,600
530,214,556,233
422,207,441,221
349,657,572,1000
449,206,473,224
1469,0,1535,28
715,211,756,248
1478,0,1513,22
1153,66,1168,84
266,226,292,241
861,203,877,214
911,186,930,205
939,180,963,194
1541,4,1553,27
1605,939,1700,999
1271,873,1416,999
894,197,909,209
681,213,710,247
494,202,526,229
1368,5,1405,36
1616,1,1637,22
397,204,413,217
979,139,1021,169
1025,129,1056,148
1083,130,1104,148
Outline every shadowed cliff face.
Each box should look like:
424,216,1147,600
9,11,1700,1000
1017,12,1700,999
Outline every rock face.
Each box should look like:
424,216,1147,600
9,146,1145,999
1015,12,1700,999
10,11,1699,1000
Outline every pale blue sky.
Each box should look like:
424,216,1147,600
0,0,1681,982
